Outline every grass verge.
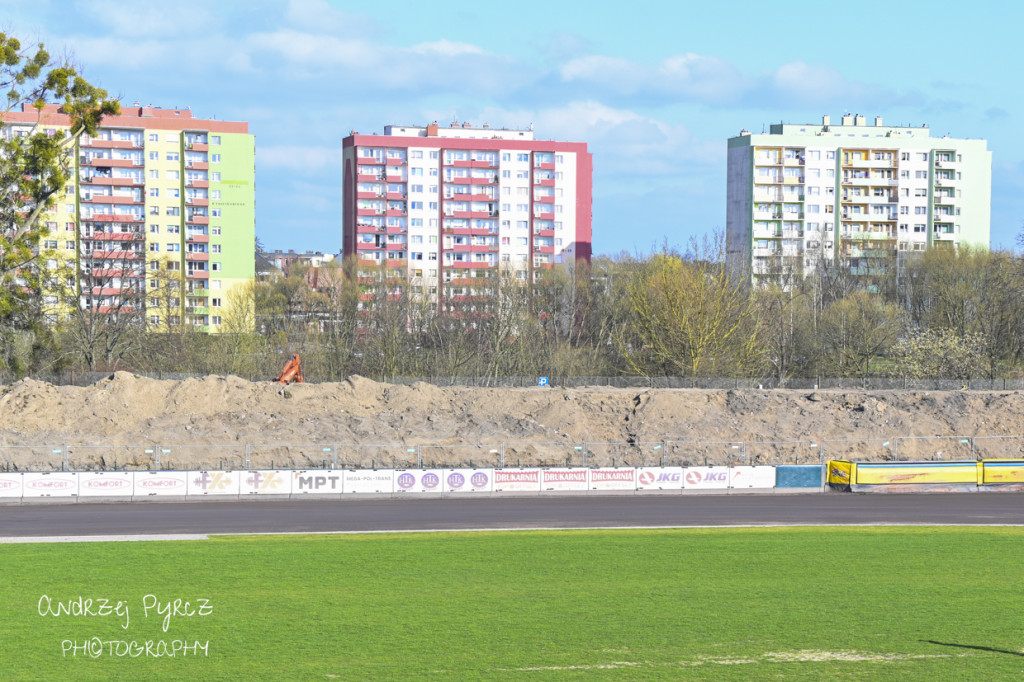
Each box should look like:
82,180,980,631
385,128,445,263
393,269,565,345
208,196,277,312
4,526,1024,680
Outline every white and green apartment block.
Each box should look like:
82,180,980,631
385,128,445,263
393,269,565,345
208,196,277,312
3,103,255,332
726,114,991,283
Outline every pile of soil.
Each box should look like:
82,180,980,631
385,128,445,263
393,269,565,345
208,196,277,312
1,372,1021,470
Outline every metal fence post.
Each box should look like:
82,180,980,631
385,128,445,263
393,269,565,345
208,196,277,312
500,443,505,468
333,445,338,468
894,438,899,462
416,445,422,469
245,444,251,469
582,443,588,467
155,446,161,470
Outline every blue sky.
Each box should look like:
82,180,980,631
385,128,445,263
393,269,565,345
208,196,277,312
4,0,1022,256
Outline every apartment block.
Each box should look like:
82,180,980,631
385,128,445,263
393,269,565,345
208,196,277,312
726,114,991,283
3,103,255,332
342,122,592,304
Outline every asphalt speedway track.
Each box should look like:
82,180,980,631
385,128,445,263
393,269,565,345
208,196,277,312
2,493,1024,538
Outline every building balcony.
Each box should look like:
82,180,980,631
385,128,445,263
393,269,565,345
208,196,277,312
83,213,142,223
385,209,406,218
185,162,209,170
186,198,210,207
186,233,210,243
385,157,406,166
445,160,473,168
356,157,382,165
447,176,473,185
187,271,210,280
533,195,555,204
89,231,143,241
534,161,556,170
534,228,555,237
356,223,386,233
357,208,386,217
187,216,210,225
185,306,210,315
82,139,142,150
534,245,555,254
449,243,473,252
356,242,384,251
534,178,556,187
471,176,499,185
82,195,143,205
385,225,406,234
92,250,143,260
386,192,407,200
449,260,493,269
385,258,407,268
83,176,142,187
443,226,472,236
471,159,499,168
186,143,209,152
93,305,140,314
935,178,959,187
185,180,210,189
83,158,143,168
185,252,210,261
357,172,384,182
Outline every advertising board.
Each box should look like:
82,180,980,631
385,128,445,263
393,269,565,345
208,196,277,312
22,472,78,498
240,470,292,495
588,468,636,491
77,471,134,497
855,461,978,485
133,471,189,497
542,468,589,492
681,467,730,490
492,468,542,492
342,469,395,494
635,467,684,491
442,469,493,493
0,472,23,498
292,470,346,494
393,469,444,494
728,466,776,489
186,470,240,496
981,460,1024,484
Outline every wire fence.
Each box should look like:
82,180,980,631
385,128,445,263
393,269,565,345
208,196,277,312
4,371,1024,390
4,435,1023,472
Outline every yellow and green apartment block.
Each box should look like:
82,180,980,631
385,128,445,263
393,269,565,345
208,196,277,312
3,103,255,332
726,114,991,285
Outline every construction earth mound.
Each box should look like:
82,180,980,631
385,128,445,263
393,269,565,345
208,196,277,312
1,372,1022,471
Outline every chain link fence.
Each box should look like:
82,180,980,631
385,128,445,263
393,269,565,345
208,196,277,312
4,434,1021,472
4,371,1024,391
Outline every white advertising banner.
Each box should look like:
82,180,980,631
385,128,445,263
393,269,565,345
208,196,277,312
186,470,240,496
729,466,777,489
78,471,134,497
240,470,292,495
292,470,346,494
682,467,730,490
342,469,395,494
394,469,444,494
492,468,542,492
442,469,494,493
22,472,78,498
0,473,23,498
133,471,189,497
589,468,637,491
542,468,589,491
636,467,685,490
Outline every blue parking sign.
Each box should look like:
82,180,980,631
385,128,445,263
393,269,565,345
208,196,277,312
538,377,549,387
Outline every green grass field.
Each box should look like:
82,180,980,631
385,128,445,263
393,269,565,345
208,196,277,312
5,527,1024,680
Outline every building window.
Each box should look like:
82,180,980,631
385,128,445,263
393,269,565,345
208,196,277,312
149,224,160,233
149,188,159,197
211,190,221,199
166,207,179,216
211,262,221,271
149,152,159,160
167,170,179,180
211,154,221,163
148,133,158,142
410,150,423,159
167,225,180,234
211,244,221,253
211,172,221,181
166,152,179,161
149,243,160,252
149,170,159,179
211,208,221,217
411,168,423,176
211,226,221,235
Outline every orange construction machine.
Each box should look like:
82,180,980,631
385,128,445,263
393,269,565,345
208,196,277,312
276,354,304,385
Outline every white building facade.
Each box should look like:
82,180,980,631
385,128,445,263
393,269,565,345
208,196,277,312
726,115,991,283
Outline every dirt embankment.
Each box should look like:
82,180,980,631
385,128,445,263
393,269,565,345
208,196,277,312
0,372,1021,470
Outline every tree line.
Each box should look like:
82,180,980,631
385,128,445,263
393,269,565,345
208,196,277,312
8,234,1021,384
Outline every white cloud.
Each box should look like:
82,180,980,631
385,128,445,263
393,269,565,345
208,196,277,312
411,39,485,57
